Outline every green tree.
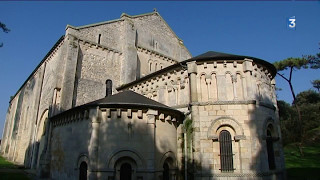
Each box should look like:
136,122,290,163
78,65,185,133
296,90,320,145
274,51,320,154
274,56,319,102
278,100,298,144
295,89,320,105
0,21,10,47
279,90,320,146
311,79,320,92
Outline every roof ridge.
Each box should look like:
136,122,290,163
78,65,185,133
67,11,158,30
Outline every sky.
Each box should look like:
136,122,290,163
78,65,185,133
0,1,319,136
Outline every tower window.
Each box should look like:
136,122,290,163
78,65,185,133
98,34,101,44
219,130,234,172
106,79,112,97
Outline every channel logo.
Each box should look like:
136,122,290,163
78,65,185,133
287,16,296,30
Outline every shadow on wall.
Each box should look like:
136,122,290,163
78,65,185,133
247,94,286,179
182,93,285,180
95,109,182,180
22,94,285,180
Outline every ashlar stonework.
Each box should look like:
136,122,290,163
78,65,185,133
0,11,285,180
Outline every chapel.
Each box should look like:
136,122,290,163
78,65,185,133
0,11,285,180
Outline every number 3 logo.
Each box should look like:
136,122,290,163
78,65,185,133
289,18,296,28
288,16,296,29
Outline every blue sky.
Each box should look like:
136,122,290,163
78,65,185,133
0,1,319,136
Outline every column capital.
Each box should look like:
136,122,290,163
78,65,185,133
187,61,197,74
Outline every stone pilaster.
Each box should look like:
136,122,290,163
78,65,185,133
243,58,253,100
187,61,198,103
60,35,79,110
146,109,158,179
89,107,101,180
120,15,138,85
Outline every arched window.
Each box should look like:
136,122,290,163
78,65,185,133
266,126,276,170
106,79,112,97
219,130,234,172
120,163,132,180
79,161,87,180
149,62,152,72
163,162,169,180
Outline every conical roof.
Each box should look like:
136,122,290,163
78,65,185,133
189,51,276,75
52,91,184,119
190,51,247,60
86,90,173,110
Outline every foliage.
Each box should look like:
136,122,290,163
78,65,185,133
274,51,320,102
295,90,320,105
311,79,320,92
279,90,320,144
279,90,320,145
0,22,10,33
273,57,309,71
274,49,320,146
0,21,10,48
278,100,299,144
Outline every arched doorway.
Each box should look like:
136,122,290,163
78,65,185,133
120,163,132,180
79,161,87,180
163,162,169,180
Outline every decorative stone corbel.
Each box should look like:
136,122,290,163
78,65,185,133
147,109,158,124
234,135,246,141
208,135,219,141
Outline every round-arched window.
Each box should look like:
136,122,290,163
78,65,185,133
219,130,234,172
79,161,87,180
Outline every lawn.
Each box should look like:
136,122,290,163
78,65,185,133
284,144,320,180
0,156,31,180
0,156,17,169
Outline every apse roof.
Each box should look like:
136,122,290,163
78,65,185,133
51,90,184,119
85,91,184,116
189,51,277,75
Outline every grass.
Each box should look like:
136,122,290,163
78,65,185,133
0,173,31,180
0,156,31,180
284,143,320,180
0,156,17,169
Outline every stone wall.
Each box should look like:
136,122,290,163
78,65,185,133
120,58,284,179
132,12,191,62
48,106,181,180
74,41,122,106
50,109,92,180
0,38,66,167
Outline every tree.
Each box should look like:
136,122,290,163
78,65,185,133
274,50,320,154
311,79,320,93
277,100,298,144
0,21,10,47
274,56,319,102
295,89,320,105
279,90,320,146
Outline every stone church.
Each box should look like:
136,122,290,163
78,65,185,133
0,11,285,180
